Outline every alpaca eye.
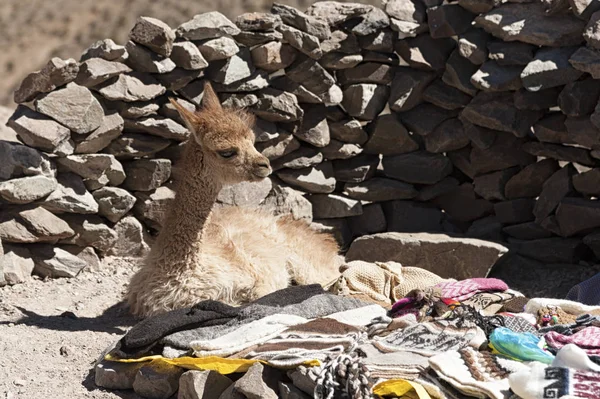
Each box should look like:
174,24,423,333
218,150,237,159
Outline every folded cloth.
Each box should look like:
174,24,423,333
499,296,530,313
357,343,429,380
242,318,366,368
120,284,325,351
525,298,600,318
435,278,509,302
567,273,600,306
538,314,600,337
326,260,447,305
162,294,373,352
190,314,308,358
552,344,600,372
461,291,517,316
189,304,385,359
509,362,600,399
417,369,474,399
499,314,538,334
429,347,531,399
372,318,487,357
545,327,600,356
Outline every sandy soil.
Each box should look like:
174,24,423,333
0,257,143,399
0,0,380,108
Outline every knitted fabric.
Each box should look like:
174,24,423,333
357,343,429,381
326,260,447,305
162,293,370,352
429,347,531,399
461,292,517,316
389,287,447,321
545,327,600,356
189,313,308,358
509,362,600,399
537,314,600,337
525,298,600,318
435,278,509,302
418,369,474,399
567,273,600,306
120,284,325,352
241,318,367,368
499,314,538,334
499,296,530,314
188,303,383,359
372,318,487,357
552,344,600,373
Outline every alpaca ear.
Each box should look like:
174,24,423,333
201,81,222,111
169,98,201,137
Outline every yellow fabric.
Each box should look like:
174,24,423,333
104,353,320,374
327,260,449,305
373,379,432,399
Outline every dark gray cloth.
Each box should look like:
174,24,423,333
120,284,326,353
162,294,371,352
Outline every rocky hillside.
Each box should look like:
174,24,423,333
0,0,378,107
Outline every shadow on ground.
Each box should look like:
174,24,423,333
0,300,137,335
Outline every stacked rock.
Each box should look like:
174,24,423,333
2,1,600,290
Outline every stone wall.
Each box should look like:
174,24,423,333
2,0,600,290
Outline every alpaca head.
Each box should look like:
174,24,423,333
169,82,272,186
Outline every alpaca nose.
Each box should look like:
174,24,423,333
254,159,272,177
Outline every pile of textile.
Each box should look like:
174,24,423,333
98,263,600,399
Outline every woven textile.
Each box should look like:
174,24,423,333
545,327,600,356
509,362,600,399
429,347,531,399
435,278,509,302
372,318,487,357
525,298,600,317
242,318,366,368
327,260,447,305
162,293,370,353
499,314,538,334
462,292,517,316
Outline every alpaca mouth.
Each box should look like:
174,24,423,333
252,168,272,179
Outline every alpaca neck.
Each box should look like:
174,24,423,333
151,139,221,271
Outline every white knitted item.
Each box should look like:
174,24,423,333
525,298,600,316
325,304,387,327
509,362,600,399
429,347,531,399
552,344,600,372
372,319,487,357
190,314,307,357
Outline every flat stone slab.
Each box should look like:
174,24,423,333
345,232,508,280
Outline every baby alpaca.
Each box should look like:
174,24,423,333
127,82,342,318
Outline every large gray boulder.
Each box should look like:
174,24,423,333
345,232,508,280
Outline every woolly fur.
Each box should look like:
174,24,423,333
127,82,342,318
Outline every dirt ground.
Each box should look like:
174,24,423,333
0,257,144,399
0,0,381,108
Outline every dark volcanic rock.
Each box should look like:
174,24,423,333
434,183,494,223
470,133,535,176
382,152,453,184
461,92,544,138
505,159,561,199
556,198,600,236
364,114,419,156
533,164,577,223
